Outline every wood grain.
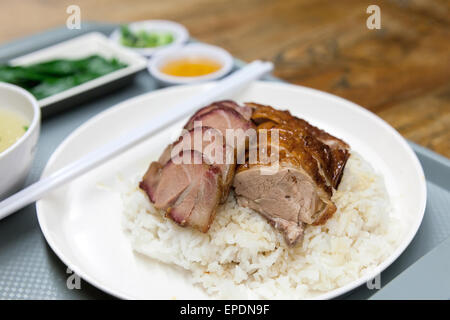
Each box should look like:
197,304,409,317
0,0,449,157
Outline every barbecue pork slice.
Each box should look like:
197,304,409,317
140,150,222,232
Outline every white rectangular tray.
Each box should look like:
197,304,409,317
10,32,147,115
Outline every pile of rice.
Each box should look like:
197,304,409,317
120,153,403,299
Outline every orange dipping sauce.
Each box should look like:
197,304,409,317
160,57,222,77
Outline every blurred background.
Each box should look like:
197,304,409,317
0,0,448,157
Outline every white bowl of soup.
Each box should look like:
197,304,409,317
0,82,40,199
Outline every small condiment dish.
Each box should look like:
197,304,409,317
110,20,189,57
0,82,40,199
148,43,234,86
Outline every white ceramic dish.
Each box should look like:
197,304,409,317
0,82,40,199
10,32,147,113
110,20,189,57
148,43,234,85
36,81,426,299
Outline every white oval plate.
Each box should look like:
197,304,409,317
36,81,426,300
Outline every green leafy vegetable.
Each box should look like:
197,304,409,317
0,55,127,100
120,25,174,48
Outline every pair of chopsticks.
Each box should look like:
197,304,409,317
0,60,273,220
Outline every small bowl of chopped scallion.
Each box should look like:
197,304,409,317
110,20,189,57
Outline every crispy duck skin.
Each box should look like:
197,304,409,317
247,103,350,188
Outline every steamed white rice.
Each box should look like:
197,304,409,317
120,153,403,299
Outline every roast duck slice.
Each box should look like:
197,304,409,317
233,103,350,245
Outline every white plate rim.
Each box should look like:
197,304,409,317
36,81,427,300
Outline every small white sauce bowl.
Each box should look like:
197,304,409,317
110,20,189,57
148,43,234,86
0,83,40,199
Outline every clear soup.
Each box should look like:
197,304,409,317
0,109,29,154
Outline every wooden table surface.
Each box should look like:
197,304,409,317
1,0,449,158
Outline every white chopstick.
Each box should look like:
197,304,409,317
0,60,273,220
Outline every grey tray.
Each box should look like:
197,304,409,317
0,23,449,300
